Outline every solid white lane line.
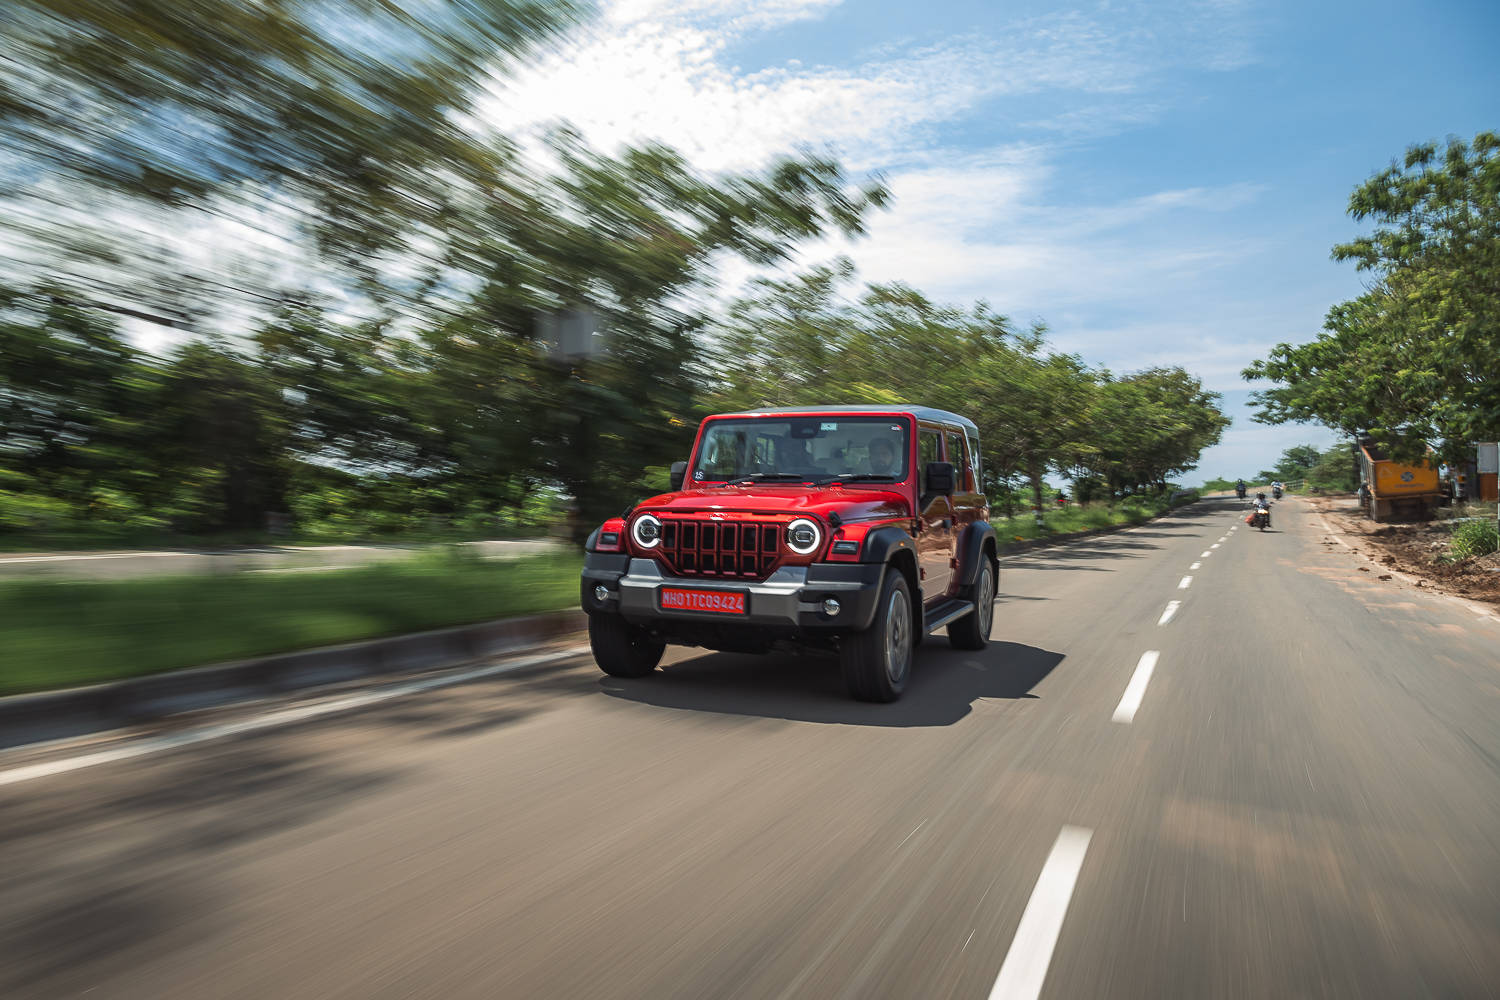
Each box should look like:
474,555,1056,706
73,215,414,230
0,645,591,787
1200,551,1211,558
0,551,187,564
1112,651,1160,724
987,826,1094,1000
1178,576,1192,589
1189,562,1201,570
1157,601,1181,625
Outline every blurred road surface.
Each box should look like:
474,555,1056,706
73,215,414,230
3,497,1498,998
0,538,561,580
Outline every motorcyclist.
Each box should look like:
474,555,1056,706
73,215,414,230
1235,479,1247,499
1271,480,1284,499
1252,491,1272,527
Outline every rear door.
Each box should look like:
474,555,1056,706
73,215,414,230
916,424,953,604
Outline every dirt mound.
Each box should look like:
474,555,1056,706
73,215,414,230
1309,496,1500,608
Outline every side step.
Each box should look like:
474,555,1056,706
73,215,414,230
923,598,975,635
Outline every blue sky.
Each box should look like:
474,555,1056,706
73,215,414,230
488,0,1499,480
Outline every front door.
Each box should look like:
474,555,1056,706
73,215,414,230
916,425,953,605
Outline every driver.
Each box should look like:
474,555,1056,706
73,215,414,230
779,437,816,473
865,437,898,476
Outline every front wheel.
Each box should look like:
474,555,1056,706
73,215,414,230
841,571,914,702
589,613,665,678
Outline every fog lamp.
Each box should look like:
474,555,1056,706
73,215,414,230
822,597,841,616
594,585,609,602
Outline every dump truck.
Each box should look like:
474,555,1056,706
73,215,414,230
1357,434,1440,522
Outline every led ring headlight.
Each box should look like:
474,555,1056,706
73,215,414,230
632,513,662,549
785,518,821,555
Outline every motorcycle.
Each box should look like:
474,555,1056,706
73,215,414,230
1272,485,1283,500
1235,485,1247,499
1247,506,1271,530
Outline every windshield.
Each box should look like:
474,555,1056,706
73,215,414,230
691,417,910,484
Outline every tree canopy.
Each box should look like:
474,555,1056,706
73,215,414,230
1245,132,1499,461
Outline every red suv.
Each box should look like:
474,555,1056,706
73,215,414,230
580,406,997,701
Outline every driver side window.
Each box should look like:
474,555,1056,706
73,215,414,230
918,428,941,492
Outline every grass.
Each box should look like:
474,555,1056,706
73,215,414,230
0,523,554,553
0,550,581,696
991,494,1185,543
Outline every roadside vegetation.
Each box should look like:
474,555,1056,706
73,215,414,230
991,493,1194,543
1243,131,1498,468
0,551,579,695
1450,519,1500,560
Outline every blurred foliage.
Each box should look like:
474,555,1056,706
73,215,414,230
1246,132,1500,464
0,0,1226,547
711,261,1228,508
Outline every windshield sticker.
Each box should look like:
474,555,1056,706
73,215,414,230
820,422,838,430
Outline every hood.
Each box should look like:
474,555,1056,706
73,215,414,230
635,483,910,523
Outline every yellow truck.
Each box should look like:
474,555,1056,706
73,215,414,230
1357,435,1440,522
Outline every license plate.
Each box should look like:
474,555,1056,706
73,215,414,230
660,587,747,615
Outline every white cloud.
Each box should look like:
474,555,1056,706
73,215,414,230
481,1,1254,173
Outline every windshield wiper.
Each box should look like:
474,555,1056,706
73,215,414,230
734,472,811,483
818,473,898,483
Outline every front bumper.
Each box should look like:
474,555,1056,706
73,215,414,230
581,553,885,631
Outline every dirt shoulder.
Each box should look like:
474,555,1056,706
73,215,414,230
1306,493,1500,608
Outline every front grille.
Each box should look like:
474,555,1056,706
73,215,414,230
659,519,783,580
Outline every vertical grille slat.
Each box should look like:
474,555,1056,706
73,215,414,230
657,518,786,580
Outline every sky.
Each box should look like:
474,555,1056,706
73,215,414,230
484,0,1500,482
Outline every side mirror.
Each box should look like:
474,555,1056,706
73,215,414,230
925,461,956,497
669,461,687,491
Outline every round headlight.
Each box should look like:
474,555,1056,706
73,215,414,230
786,518,821,555
632,513,662,549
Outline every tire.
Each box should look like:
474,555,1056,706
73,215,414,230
840,570,914,702
948,556,995,650
588,613,665,678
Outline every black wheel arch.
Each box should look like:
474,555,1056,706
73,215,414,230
956,521,998,591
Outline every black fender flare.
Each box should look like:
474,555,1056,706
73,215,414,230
955,522,997,592
860,524,917,566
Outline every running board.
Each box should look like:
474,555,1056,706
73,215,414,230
923,599,975,634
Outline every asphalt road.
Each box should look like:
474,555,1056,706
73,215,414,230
0,539,560,580
3,497,1498,999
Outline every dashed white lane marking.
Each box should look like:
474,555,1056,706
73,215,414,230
1200,551,1211,558
1112,651,1160,724
1210,543,1220,549
1189,561,1201,570
0,646,591,787
1178,576,1193,589
1217,536,1227,542
1157,601,1181,625
987,826,1094,1000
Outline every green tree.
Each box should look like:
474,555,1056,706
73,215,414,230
145,342,291,532
1257,444,1323,482
0,286,148,516
1246,132,1500,462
